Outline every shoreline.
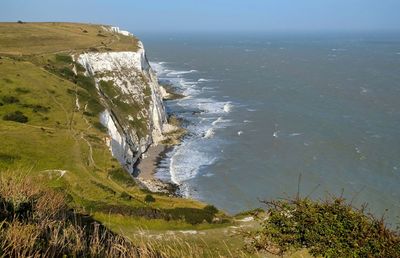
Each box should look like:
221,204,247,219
135,83,186,196
135,143,180,196
137,144,167,180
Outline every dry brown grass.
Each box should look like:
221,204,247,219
0,172,248,258
0,172,154,257
0,22,138,56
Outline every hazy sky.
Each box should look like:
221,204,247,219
1,0,399,33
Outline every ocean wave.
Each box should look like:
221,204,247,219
204,128,215,138
187,99,233,115
166,69,198,76
153,60,232,198
149,62,165,75
198,78,216,82
169,141,217,188
212,117,228,126
223,102,233,113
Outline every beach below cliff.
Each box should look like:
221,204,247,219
136,144,180,195
137,144,167,180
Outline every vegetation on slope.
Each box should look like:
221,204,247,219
0,173,248,257
0,22,232,247
250,197,400,257
0,22,139,55
0,173,154,257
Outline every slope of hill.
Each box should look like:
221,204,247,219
0,21,232,234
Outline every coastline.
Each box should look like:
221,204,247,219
136,144,179,195
135,84,186,196
137,144,167,180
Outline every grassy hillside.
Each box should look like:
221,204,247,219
0,22,260,257
0,22,138,55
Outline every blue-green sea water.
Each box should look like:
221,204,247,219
139,32,400,225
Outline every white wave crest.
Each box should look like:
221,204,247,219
198,78,215,82
167,70,198,76
223,102,233,113
204,128,215,139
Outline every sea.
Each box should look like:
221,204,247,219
138,32,400,225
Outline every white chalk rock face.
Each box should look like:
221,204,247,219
110,26,133,37
77,36,168,172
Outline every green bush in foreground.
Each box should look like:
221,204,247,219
251,197,400,257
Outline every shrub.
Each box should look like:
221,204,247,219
83,111,94,117
165,207,217,225
22,104,50,113
14,87,30,94
2,95,19,104
99,80,118,98
251,197,400,257
203,205,218,214
91,180,116,195
75,63,86,73
144,194,155,203
121,192,133,201
89,47,99,52
3,111,28,123
0,153,20,164
76,74,95,90
55,54,73,64
3,78,13,83
108,168,136,187
58,67,75,79
93,121,108,133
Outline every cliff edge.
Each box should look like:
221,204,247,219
77,28,170,173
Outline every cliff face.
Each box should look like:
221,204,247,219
77,33,168,173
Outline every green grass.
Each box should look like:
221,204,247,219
0,22,139,55
0,22,264,257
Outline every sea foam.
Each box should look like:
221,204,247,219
153,61,232,197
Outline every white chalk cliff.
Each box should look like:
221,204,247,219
77,28,169,173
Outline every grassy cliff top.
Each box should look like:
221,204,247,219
0,22,139,55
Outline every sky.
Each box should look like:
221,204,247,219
0,0,399,33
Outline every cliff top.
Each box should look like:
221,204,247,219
0,22,139,55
